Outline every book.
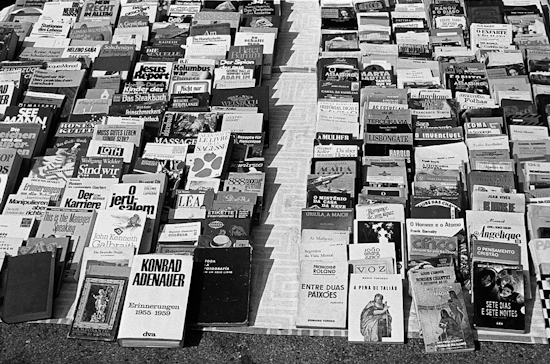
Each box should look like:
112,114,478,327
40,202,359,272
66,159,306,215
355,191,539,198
0,251,55,323
60,178,117,210
413,281,474,353
117,254,194,348
106,183,162,254
88,209,147,252
188,247,253,326
295,260,348,328
188,131,232,179
35,207,97,281
347,274,404,343
473,262,525,332
68,274,128,342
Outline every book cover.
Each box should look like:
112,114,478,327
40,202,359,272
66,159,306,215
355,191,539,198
76,156,124,179
36,207,97,281
189,131,232,179
88,209,147,252
347,274,404,343
60,178,117,210
295,260,348,328
0,252,55,324
68,275,128,341
413,282,474,353
105,183,161,254
188,247,252,326
473,262,525,332
117,254,193,347
301,208,354,233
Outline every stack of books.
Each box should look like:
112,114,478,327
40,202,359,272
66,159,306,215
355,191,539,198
0,0,282,348
295,0,550,352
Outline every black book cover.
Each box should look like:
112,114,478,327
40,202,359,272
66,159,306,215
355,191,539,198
465,0,505,24
0,251,55,324
188,247,252,326
473,262,525,332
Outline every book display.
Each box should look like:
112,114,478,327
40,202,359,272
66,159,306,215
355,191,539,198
2,0,550,355
0,0,277,347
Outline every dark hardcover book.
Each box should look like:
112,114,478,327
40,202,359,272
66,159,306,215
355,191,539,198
91,56,133,81
301,208,354,233
189,22,231,36
0,28,19,62
188,247,252,326
473,262,525,332
502,98,542,126
465,0,504,24
0,148,22,208
25,236,71,295
0,251,55,323
317,57,360,82
321,5,357,30
210,86,269,122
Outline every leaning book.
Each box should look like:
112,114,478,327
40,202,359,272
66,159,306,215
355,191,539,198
413,282,474,353
68,275,129,342
117,254,194,348
347,273,404,344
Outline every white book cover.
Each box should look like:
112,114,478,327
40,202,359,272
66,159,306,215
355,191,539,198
111,34,143,51
188,131,232,179
117,254,194,347
142,143,188,161
301,229,350,244
187,34,231,50
17,177,66,205
347,273,404,343
86,140,135,163
120,3,158,23
0,237,24,256
60,178,118,210
0,215,36,239
61,45,102,61
30,21,71,38
88,209,147,251
298,241,348,262
106,183,161,254
132,61,173,86
92,124,142,146
158,222,201,243
295,260,348,328
2,193,50,219
348,242,396,265
220,113,263,133
355,204,405,221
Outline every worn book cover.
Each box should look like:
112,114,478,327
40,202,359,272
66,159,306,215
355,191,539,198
301,208,354,234
348,274,404,343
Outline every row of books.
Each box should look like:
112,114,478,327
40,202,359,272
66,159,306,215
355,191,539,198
0,0,282,348
294,0,550,352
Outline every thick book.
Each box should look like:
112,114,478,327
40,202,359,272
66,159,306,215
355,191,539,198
188,247,253,326
117,254,194,348
295,260,348,328
0,251,55,323
347,274,404,343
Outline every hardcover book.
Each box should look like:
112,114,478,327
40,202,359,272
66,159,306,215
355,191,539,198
0,251,55,324
188,247,253,326
117,254,194,348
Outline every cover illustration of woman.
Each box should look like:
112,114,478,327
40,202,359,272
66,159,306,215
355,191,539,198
360,293,392,342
